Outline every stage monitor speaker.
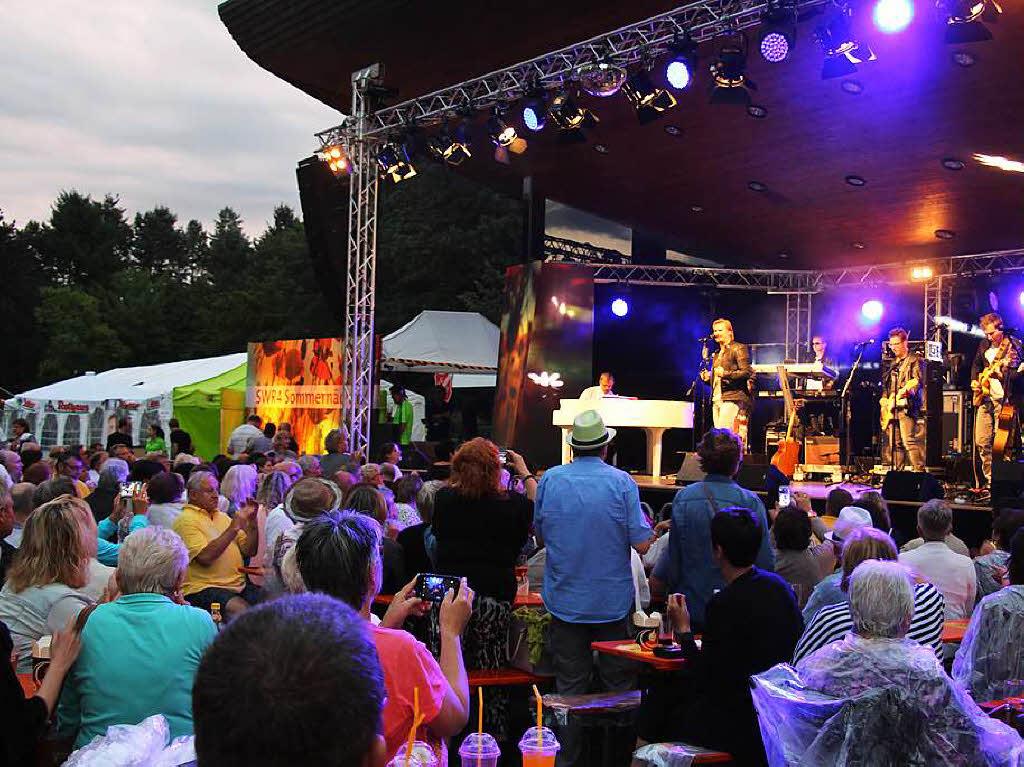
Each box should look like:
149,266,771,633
881,470,945,502
736,462,770,492
992,462,1024,506
676,453,706,483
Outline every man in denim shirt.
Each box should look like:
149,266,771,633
535,410,653,766
652,429,774,630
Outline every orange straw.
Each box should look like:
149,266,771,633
404,687,420,767
477,687,484,765
532,684,542,748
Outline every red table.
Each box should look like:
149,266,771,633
591,640,688,672
942,619,969,643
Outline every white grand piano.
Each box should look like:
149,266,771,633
553,398,694,477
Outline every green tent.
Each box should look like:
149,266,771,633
172,362,246,460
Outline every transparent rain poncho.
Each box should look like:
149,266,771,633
953,585,1024,703
751,634,1024,766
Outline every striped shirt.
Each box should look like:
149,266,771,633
793,581,945,663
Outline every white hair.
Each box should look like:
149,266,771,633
100,458,130,483
848,559,914,639
115,526,188,595
187,470,217,497
297,454,321,474
173,453,201,467
220,464,258,508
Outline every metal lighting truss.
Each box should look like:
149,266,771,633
315,0,828,147
343,66,380,459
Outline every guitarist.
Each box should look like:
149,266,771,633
701,318,754,447
881,327,926,472
971,312,1022,486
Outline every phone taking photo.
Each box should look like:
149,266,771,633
414,573,461,603
778,485,791,508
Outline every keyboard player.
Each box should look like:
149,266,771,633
804,335,837,393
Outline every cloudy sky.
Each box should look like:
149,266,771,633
0,1,342,236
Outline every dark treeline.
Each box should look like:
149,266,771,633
1,164,523,393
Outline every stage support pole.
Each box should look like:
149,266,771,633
522,176,545,263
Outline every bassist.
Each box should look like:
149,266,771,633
971,312,1022,486
881,327,926,472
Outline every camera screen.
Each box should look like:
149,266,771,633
420,575,457,602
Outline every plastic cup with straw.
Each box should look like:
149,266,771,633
518,685,560,766
459,687,500,767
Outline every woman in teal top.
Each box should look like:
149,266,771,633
145,425,168,455
57,527,217,747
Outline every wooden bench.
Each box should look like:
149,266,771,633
634,742,735,765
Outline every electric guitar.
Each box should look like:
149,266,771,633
879,377,918,432
973,337,1018,407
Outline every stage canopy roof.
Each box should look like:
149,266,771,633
381,311,500,379
219,0,1024,269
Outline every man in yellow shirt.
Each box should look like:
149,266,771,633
56,453,92,499
173,470,259,619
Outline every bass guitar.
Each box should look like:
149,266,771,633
879,377,918,432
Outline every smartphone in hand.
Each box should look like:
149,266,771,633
414,573,461,603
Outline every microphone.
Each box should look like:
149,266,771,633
854,339,876,348
698,336,712,342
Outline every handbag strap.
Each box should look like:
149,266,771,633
74,602,99,634
701,481,721,516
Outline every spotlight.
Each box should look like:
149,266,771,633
911,265,934,280
873,0,914,33
522,88,548,132
487,107,517,147
816,5,876,79
758,3,797,62
861,299,884,322
709,32,757,106
974,153,1024,173
1019,290,1024,308
548,92,599,143
376,140,416,183
665,33,698,89
579,61,628,97
318,145,349,176
622,67,677,124
939,0,1002,43
427,120,472,166
611,298,629,317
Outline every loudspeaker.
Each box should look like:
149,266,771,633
992,462,1024,505
881,470,945,502
736,462,770,492
295,156,348,321
676,452,706,483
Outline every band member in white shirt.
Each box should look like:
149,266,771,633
581,371,616,401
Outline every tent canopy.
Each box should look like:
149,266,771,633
172,361,248,459
382,311,499,377
15,354,248,404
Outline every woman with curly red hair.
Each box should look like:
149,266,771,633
430,437,535,739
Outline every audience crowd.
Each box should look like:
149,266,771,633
1,408,1023,767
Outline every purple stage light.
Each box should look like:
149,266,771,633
760,32,791,62
523,106,544,132
666,59,693,90
1019,290,1024,308
611,298,629,317
861,299,885,322
874,0,914,33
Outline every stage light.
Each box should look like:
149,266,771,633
873,0,914,32
758,3,797,62
527,371,565,388
974,153,1024,173
861,299,884,322
376,140,416,183
816,5,876,79
1019,290,1024,308
427,121,472,166
938,0,1002,43
622,68,678,124
911,265,934,280
665,33,698,89
611,298,629,317
318,145,349,176
548,92,599,142
710,32,757,106
579,61,628,98
487,108,517,147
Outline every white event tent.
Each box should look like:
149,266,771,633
381,310,499,387
4,354,246,450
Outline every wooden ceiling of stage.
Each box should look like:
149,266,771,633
220,0,1024,268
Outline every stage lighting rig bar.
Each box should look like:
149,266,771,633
590,263,823,291
545,235,632,265
315,0,828,145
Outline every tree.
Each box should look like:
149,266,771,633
28,192,131,287
182,219,209,283
0,211,43,394
35,286,128,381
206,207,251,289
131,206,186,275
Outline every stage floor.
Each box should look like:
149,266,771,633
630,474,991,513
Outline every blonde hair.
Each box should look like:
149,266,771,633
712,318,734,332
6,494,94,592
840,526,898,591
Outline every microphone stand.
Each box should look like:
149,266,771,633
841,343,869,470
